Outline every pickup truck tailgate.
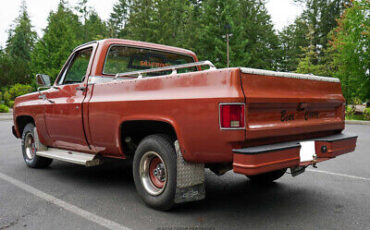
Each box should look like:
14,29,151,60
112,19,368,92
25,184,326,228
240,68,345,140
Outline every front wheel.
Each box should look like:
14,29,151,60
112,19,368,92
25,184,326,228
247,169,287,184
21,123,53,168
133,135,177,210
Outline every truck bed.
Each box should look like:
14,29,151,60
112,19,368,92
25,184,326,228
86,66,346,163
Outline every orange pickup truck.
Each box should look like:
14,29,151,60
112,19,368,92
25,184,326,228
12,39,357,210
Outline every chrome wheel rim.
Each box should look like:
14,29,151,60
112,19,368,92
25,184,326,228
139,151,167,196
25,132,36,160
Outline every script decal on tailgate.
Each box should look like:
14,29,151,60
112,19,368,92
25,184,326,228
280,110,319,122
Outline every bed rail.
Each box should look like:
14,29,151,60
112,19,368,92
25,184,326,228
114,60,216,79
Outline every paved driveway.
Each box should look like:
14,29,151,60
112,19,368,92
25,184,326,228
0,120,369,230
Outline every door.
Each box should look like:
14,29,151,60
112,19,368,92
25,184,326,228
44,47,93,151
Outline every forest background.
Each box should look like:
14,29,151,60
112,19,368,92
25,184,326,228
0,0,368,117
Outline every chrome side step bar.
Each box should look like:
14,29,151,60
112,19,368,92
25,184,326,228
36,148,102,167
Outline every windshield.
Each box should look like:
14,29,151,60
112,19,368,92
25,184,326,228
103,45,196,76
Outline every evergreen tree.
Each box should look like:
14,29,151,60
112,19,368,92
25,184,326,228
295,0,350,55
74,0,108,41
75,0,91,41
124,0,158,42
180,1,203,51
280,0,350,71
195,0,243,67
279,17,309,71
6,0,37,61
152,0,194,47
4,0,37,84
124,0,199,50
296,24,330,76
31,1,83,81
0,48,13,87
190,0,279,69
108,0,130,38
123,0,280,69
85,11,109,41
330,0,369,101
237,0,280,69
75,0,90,24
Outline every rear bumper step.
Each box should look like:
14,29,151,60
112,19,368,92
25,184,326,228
232,133,357,176
314,133,357,158
233,142,301,155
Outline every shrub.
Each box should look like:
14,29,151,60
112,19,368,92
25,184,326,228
0,104,9,113
346,105,355,117
0,91,3,103
3,91,11,105
364,108,370,120
3,84,33,107
352,97,362,105
8,84,33,99
8,100,15,108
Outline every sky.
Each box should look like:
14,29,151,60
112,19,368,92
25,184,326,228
0,0,304,48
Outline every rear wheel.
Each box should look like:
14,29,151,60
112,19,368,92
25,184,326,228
21,123,53,168
247,169,287,184
133,135,176,210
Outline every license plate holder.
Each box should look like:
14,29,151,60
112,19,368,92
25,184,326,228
299,141,316,162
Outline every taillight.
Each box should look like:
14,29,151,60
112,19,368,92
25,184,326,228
220,104,245,129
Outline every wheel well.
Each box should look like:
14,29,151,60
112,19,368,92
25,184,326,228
16,116,34,136
121,120,177,157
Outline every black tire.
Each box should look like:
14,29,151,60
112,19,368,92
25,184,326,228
21,123,53,168
247,169,287,184
132,134,177,210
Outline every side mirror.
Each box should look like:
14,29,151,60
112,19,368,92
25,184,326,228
36,74,51,88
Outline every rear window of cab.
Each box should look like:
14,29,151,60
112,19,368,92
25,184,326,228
103,45,196,77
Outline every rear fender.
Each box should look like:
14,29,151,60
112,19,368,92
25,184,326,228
118,115,185,158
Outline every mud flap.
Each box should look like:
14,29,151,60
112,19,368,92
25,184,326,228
34,127,48,151
174,141,205,204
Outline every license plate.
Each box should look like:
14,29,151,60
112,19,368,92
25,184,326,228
300,141,316,162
